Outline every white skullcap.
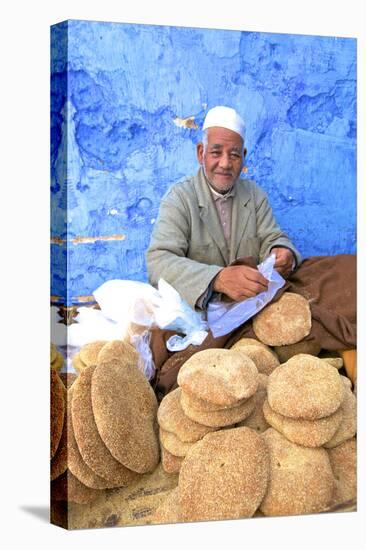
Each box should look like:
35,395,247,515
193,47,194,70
202,106,245,140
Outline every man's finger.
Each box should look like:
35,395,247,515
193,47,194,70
242,280,268,298
237,289,258,300
243,277,268,292
241,267,269,286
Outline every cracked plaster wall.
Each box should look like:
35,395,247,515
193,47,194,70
51,20,356,304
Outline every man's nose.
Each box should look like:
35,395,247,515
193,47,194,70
219,153,231,169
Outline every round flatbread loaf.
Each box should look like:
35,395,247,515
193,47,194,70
97,339,139,365
179,427,269,521
67,388,118,489
324,386,357,448
253,292,312,346
267,354,345,419
161,444,184,474
151,487,181,524
262,399,343,447
328,438,357,506
181,390,256,428
51,470,101,504
51,369,65,459
79,341,108,366
91,358,159,473
274,340,321,363
72,353,87,374
177,348,259,407
157,388,215,442
260,428,334,516
179,388,247,412
71,365,139,486
159,428,194,457
232,345,280,376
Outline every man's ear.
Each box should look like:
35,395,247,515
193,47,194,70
196,143,204,164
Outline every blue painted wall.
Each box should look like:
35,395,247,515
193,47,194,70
51,20,356,304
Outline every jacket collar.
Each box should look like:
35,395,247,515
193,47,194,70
194,167,252,265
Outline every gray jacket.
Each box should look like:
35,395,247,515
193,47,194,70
146,168,301,309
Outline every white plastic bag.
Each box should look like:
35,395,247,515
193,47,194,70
164,330,209,352
207,254,285,337
93,279,159,328
129,330,155,380
94,278,208,351
152,279,208,351
67,305,157,379
67,306,123,347
68,277,208,373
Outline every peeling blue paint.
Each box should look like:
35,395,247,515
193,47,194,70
50,20,356,304
287,92,341,132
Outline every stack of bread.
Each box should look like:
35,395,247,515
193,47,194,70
178,349,260,428
262,354,356,448
157,387,215,474
153,347,273,522
51,289,356,525
249,293,356,515
157,348,264,473
51,340,160,505
259,354,357,516
152,292,357,524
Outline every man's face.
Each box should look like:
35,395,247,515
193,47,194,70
196,127,245,193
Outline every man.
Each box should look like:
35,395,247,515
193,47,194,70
146,106,301,311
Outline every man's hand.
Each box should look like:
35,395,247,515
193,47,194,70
213,265,269,302
271,247,295,278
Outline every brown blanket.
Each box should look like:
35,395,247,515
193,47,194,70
150,254,356,401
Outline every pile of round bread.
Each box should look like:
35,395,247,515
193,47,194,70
51,340,160,505
152,292,357,523
157,348,270,476
50,291,356,522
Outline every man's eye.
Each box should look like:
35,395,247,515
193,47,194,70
211,151,221,157
230,153,240,159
